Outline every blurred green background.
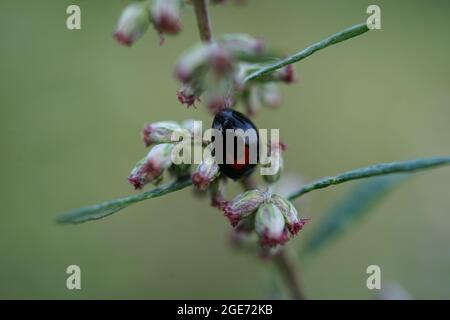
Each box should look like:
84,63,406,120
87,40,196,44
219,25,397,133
1,0,450,299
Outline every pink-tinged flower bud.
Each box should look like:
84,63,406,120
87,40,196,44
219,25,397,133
176,85,202,108
219,34,265,59
191,158,220,190
204,76,235,113
270,194,309,235
255,203,289,247
274,64,296,83
142,121,182,146
113,2,151,47
175,44,212,82
151,0,182,37
209,45,234,76
128,143,174,189
222,189,267,227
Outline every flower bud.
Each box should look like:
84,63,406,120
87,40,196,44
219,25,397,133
191,157,220,190
273,64,296,83
219,34,264,60
177,84,202,108
175,44,212,82
151,0,182,37
113,2,151,47
204,75,235,113
128,143,174,189
270,194,309,235
142,121,183,146
222,189,267,226
255,203,289,247
209,45,234,76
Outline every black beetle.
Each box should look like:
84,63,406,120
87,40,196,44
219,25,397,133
212,109,259,180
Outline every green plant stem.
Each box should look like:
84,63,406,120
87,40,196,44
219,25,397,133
193,0,212,42
239,175,305,300
273,250,305,300
57,157,450,224
287,157,450,201
57,176,192,224
191,1,305,299
244,22,370,83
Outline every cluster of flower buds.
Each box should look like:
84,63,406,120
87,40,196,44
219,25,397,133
222,189,309,247
175,34,296,114
128,120,194,189
114,0,183,46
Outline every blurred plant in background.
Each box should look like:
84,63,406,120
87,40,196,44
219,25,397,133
58,0,450,299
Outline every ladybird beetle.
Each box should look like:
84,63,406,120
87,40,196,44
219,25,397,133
212,109,259,180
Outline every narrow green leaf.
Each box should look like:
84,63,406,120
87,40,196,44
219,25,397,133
288,157,450,201
57,176,192,224
57,157,450,225
301,175,404,256
244,22,370,83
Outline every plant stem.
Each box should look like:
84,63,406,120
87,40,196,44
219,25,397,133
193,0,212,42
287,157,450,201
273,250,305,300
57,157,450,224
244,22,370,83
57,176,192,224
239,175,305,300
191,0,304,297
